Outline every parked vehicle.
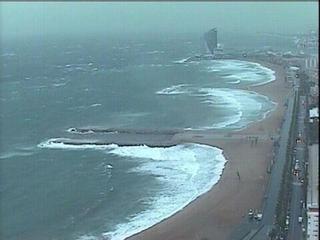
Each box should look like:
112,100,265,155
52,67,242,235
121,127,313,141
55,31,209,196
248,209,254,219
293,163,300,175
255,213,262,221
286,218,289,226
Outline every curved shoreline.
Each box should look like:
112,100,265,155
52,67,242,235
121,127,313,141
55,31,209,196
102,144,228,240
38,59,287,240
125,59,290,240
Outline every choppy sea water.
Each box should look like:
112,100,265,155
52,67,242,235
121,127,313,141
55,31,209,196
1,36,276,240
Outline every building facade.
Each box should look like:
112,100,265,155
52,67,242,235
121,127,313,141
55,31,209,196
307,144,319,240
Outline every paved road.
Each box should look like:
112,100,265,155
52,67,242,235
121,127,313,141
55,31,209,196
287,95,307,240
250,90,298,239
230,89,297,240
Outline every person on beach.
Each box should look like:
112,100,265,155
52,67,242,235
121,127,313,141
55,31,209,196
237,170,241,181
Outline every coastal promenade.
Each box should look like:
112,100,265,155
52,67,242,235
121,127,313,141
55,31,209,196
253,90,297,238
287,95,307,239
229,88,297,240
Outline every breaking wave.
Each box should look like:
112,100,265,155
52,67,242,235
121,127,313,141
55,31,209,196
154,59,277,129
206,60,275,86
156,84,192,95
196,87,276,129
38,141,227,240
156,84,276,129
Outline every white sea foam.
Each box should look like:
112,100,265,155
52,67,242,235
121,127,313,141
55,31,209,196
156,84,192,95
206,60,275,86
136,63,173,68
90,103,102,107
156,84,275,129
38,139,117,150
197,88,243,128
155,59,276,129
198,88,277,129
52,82,67,87
0,150,35,159
67,103,103,112
150,64,163,67
66,128,95,134
146,50,165,54
105,143,226,240
0,145,37,159
76,235,97,240
40,141,226,240
173,57,191,64
207,68,221,72
1,52,16,57
227,79,241,84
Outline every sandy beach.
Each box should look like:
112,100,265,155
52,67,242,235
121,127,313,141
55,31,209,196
127,60,290,240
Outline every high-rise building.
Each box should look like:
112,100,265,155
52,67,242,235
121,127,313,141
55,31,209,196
204,28,218,55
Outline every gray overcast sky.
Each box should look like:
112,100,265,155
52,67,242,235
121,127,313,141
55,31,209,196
0,1,318,39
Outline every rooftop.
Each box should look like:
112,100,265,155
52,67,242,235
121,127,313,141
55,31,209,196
307,144,319,208
307,211,319,240
309,108,319,118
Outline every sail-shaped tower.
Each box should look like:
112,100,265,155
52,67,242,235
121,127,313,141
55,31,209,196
204,28,218,55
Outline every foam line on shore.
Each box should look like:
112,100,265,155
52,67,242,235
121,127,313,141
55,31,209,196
38,140,227,240
203,59,276,86
156,84,276,129
103,143,227,240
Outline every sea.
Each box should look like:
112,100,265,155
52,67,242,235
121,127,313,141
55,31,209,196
0,33,292,240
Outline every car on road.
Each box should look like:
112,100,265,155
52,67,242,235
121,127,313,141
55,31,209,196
255,213,262,221
293,162,300,175
248,209,254,219
296,133,303,143
298,216,303,223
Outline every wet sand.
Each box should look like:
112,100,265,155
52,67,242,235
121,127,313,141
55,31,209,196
127,59,290,240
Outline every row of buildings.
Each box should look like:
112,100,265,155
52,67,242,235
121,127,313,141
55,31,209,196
283,32,318,240
294,30,318,50
306,143,318,240
304,31,319,240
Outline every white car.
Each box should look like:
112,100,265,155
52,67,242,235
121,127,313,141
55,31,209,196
256,213,263,221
